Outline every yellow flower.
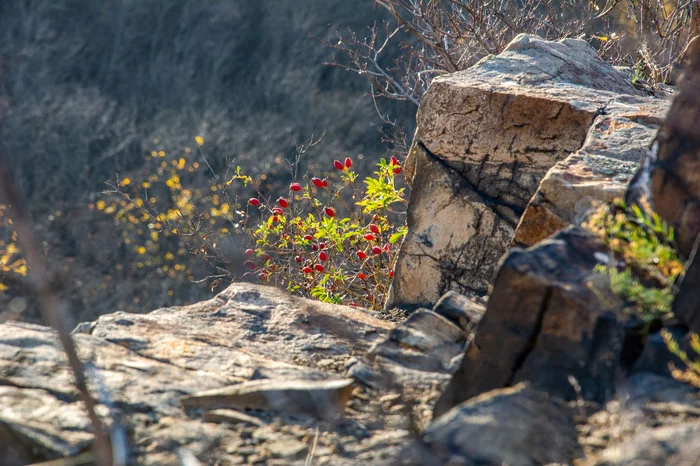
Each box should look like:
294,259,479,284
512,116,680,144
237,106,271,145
137,246,147,255
96,200,107,210
195,136,205,146
120,178,131,187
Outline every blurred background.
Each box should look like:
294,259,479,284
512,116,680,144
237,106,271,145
0,0,415,323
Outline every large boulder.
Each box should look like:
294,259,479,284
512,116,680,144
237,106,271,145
434,228,626,418
405,384,583,466
388,33,669,310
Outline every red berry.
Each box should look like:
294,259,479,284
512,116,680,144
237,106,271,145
302,266,313,274
349,302,358,307
295,255,303,263
363,233,375,241
258,273,268,281
390,156,400,167
272,207,283,215
322,179,328,187
383,243,390,251
372,246,382,255
319,242,326,249
248,198,260,206
315,264,325,272
244,248,254,257
334,160,344,170
303,234,313,241
344,157,352,168
319,251,328,261
324,207,335,217
389,270,395,277
244,260,257,270
368,224,380,234
393,167,403,175
262,253,271,262
278,198,289,208
357,250,367,259
290,183,302,192
311,243,319,251
357,272,366,280
312,178,324,188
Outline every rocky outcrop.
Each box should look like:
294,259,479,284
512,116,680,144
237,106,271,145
388,33,669,310
0,283,479,465
514,110,668,247
434,228,626,417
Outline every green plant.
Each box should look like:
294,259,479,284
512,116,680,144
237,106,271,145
584,199,683,322
663,330,700,389
244,156,407,310
0,205,27,292
100,136,407,310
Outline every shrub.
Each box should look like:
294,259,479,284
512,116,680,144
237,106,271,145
584,199,700,388
244,156,407,309
584,199,683,322
99,137,407,311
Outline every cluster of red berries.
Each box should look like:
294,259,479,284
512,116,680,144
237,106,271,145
241,155,404,306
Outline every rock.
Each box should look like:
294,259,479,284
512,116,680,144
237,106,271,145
620,372,698,406
389,33,669,310
434,228,625,418
631,327,688,378
514,111,668,247
368,310,465,373
410,384,582,466
0,283,403,464
202,409,266,427
589,423,700,466
672,254,700,332
432,291,486,330
180,378,355,419
633,41,700,257
265,437,308,459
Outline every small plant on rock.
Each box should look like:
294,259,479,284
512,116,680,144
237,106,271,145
584,199,683,322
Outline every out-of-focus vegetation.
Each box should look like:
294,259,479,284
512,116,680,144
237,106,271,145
0,0,412,322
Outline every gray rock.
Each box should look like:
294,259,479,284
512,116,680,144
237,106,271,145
432,291,486,330
180,378,355,419
435,228,626,417
590,423,700,466
369,310,465,373
417,384,582,466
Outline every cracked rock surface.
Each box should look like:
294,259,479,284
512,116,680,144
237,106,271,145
389,33,670,310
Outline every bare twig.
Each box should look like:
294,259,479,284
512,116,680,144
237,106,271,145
0,142,114,465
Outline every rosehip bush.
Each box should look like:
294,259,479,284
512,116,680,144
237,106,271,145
243,157,407,310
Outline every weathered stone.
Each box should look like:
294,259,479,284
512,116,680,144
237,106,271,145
202,409,266,427
631,327,688,378
415,384,582,466
368,310,465,373
180,378,355,419
672,254,700,332
265,437,309,459
589,423,700,466
434,228,625,418
635,41,700,257
389,33,668,310
432,291,486,330
0,283,399,463
514,111,668,247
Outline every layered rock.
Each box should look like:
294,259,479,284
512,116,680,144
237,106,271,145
434,228,626,417
389,33,669,309
514,110,668,247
